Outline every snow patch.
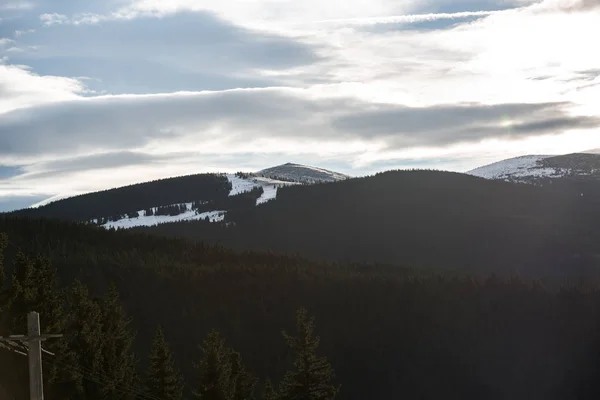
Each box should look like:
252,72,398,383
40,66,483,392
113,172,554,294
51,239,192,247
101,207,226,230
226,174,296,204
256,184,278,205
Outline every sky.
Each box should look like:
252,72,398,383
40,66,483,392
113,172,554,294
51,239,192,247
0,0,599,211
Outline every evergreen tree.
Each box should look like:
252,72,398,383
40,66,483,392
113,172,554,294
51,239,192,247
278,308,339,400
262,379,278,400
99,283,138,399
227,351,257,400
146,326,184,400
63,281,106,399
193,330,230,400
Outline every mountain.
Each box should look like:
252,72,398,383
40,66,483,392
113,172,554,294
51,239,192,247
466,153,600,183
8,163,347,229
255,162,349,183
139,169,600,277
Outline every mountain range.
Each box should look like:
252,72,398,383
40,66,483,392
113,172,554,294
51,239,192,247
7,152,600,278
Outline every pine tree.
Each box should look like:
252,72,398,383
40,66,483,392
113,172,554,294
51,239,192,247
98,283,138,399
63,281,106,399
262,379,278,400
146,326,184,400
193,330,230,400
278,308,339,400
227,351,257,400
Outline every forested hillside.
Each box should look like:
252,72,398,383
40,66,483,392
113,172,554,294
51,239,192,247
140,170,600,277
3,216,600,399
11,173,231,222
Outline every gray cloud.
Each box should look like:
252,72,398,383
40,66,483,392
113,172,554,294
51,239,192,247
1,89,597,159
332,102,600,147
15,151,172,181
10,11,321,93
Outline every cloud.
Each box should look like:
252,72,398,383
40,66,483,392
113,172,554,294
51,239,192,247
312,10,499,26
40,13,69,25
0,63,85,113
332,102,600,147
0,2,34,11
11,11,321,94
550,0,600,11
14,151,171,181
0,89,596,163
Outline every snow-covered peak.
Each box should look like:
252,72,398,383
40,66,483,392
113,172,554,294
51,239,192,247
256,163,349,184
467,153,600,183
466,155,554,180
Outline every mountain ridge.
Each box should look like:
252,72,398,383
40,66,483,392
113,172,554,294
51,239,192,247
466,152,600,183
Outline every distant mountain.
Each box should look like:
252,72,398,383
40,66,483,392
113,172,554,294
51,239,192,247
255,162,349,183
467,153,600,184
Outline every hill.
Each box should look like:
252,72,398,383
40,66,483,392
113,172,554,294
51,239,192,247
139,169,600,277
255,162,349,183
8,163,348,229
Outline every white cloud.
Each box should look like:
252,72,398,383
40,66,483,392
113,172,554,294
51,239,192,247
40,13,69,25
14,29,36,37
0,1,34,11
0,64,85,114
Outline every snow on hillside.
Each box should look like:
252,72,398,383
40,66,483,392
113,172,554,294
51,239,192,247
256,184,278,205
256,163,349,183
226,174,297,205
101,203,225,229
466,155,561,181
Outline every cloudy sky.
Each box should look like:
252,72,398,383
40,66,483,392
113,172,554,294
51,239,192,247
0,0,599,210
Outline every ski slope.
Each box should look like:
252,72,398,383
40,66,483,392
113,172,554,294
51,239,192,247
101,203,225,229
226,174,297,205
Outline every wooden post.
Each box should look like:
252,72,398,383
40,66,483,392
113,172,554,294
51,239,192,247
27,312,44,400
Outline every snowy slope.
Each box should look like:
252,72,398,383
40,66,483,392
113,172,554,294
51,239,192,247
256,163,349,183
226,174,298,205
101,203,225,229
467,153,600,183
467,155,555,180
